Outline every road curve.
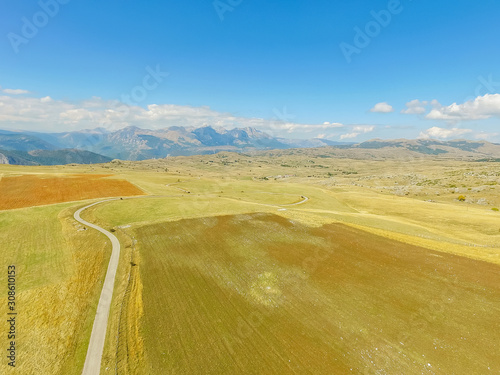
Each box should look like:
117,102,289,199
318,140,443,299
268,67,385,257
75,199,121,375
280,195,309,206
74,192,307,374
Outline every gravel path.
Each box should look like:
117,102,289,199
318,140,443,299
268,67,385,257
75,199,121,375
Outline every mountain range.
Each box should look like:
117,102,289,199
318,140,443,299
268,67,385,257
0,126,348,164
0,126,499,165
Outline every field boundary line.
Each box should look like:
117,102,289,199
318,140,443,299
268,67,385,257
114,226,138,375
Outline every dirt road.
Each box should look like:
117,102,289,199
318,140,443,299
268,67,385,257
75,199,121,375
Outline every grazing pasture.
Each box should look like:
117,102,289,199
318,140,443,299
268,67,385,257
0,158,498,374
136,213,500,374
0,173,144,210
0,203,111,374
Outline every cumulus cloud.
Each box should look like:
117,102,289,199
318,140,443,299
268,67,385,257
0,92,342,137
340,133,359,140
474,131,499,140
369,102,394,113
2,88,30,95
425,94,500,121
353,125,375,133
418,126,473,139
401,99,442,115
269,121,344,134
401,99,428,114
340,125,375,140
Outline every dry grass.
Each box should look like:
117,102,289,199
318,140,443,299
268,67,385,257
0,157,498,374
0,174,144,210
96,225,146,375
0,203,111,374
134,213,500,374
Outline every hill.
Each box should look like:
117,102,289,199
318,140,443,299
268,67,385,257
0,149,112,165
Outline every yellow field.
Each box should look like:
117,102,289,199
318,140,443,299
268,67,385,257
0,203,111,374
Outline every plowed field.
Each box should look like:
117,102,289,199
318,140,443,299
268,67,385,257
0,174,144,210
136,213,500,374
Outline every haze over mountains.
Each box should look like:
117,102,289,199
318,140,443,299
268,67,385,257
1,126,499,165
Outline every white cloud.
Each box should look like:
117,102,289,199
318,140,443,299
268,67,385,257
2,88,30,95
352,125,375,133
401,99,428,114
474,131,499,140
339,125,375,140
425,94,500,121
269,121,344,134
369,102,394,113
418,126,473,139
340,132,359,140
0,93,342,137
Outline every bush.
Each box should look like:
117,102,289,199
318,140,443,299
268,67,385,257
458,195,466,202
492,207,499,212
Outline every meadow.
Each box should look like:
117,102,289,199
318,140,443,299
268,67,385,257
0,202,110,374
0,153,499,374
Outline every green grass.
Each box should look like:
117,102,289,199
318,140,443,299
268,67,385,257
84,177,356,230
0,203,75,289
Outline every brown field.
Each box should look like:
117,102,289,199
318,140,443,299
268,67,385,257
135,213,500,374
0,173,144,210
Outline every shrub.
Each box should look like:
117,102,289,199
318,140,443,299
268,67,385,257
458,195,466,202
492,207,499,212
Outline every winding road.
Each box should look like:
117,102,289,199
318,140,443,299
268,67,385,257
75,199,121,375
280,195,309,206
74,191,308,374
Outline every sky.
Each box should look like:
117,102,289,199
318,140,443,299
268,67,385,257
1,0,500,142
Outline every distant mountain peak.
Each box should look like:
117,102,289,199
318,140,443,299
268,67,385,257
1,126,499,162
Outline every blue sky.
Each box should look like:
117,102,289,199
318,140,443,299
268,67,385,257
1,0,500,141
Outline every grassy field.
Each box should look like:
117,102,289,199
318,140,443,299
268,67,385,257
0,167,144,374
0,202,111,374
0,156,499,374
134,213,500,374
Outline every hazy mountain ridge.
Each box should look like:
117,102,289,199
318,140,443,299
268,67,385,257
0,149,112,166
0,125,348,161
0,133,58,152
354,139,500,158
0,126,499,164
